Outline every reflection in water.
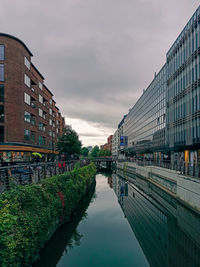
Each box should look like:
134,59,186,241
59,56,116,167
113,171,200,267
33,171,200,267
33,182,96,267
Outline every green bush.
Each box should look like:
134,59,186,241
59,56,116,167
0,163,96,267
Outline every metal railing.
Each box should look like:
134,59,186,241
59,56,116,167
118,158,200,179
0,159,90,194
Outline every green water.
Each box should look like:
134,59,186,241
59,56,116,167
34,171,200,267
34,173,149,267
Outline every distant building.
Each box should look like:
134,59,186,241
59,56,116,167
101,135,113,153
86,146,93,152
107,135,113,152
112,130,118,158
0,33,65,163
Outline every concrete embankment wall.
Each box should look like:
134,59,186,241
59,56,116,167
117,162,200,213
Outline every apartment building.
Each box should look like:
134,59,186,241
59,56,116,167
0,33,65,163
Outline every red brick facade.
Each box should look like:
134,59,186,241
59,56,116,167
101,135,113,152
0,33,65,162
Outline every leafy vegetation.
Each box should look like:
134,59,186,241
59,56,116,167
81,147,89,157
90,145,100,157
98,149,111,157
57,125,82,158
0,163,96,267
89,146,111,158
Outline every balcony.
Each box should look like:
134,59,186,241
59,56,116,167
31,118,35,126
31,102,36,108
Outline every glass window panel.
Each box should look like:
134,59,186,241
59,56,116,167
0,45,4,60
0,64,4,81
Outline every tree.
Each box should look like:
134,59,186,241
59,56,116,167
57,125,82,158
90,145,99,158
98,149,111,157
81,147,89,157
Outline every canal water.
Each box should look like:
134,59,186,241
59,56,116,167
34,171,200,267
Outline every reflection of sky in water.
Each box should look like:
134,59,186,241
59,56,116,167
57,174,149,267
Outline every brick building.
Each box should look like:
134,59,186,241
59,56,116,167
107,135,113,152
101,135,113,153
0,33,65,163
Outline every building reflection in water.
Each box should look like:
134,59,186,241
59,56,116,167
111,171,200,267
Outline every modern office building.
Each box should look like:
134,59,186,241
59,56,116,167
0,33,65,163
114,5,200,166
124,65,166,160
166,6,200,165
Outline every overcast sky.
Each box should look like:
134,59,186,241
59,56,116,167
1,0,199,146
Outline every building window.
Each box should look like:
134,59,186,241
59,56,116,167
49,99,52,105
0,64,4,81
24,92,30,105
24,57,30,70
0,45,4,60
39,136,45,145
0,85,4,102
39,108,43,117
24,129,31,140
49,108,52,115
31,132,35,142
49,119,52,126
24,111,31,123
0,126,4,142
38,122,45,132
24,74,30,87
49,130,52,137
0,105,4,123
39,94,43,104
39,81,43,90
31,117,35,125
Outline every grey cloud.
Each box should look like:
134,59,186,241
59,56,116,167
1,0,199,144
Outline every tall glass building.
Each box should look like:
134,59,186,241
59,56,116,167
166,6,200,164
124,65,166,157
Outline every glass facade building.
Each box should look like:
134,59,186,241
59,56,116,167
166,6,200,165
124,65,166,155
115,6,200,165
166,6,200,150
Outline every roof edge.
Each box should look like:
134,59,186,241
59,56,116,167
0,33,33,56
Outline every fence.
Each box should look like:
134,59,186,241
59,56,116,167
118,158,200,179
0,159,90,194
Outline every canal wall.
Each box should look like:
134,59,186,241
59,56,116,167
0,163,96,267
117,162,200,213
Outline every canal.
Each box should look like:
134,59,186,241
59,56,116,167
34,171,200,267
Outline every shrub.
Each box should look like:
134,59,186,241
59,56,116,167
0,163,96,267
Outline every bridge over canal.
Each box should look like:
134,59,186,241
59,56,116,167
93,157,116,170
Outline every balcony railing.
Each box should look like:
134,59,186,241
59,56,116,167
31,102,36,108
